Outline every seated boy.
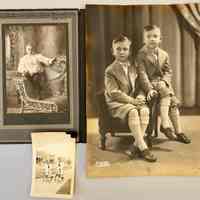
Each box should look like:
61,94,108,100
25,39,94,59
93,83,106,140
136,25,190,144
18,44,56,99
104,34,157,162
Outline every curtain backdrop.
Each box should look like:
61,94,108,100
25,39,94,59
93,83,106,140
176,4,200,37
175,4,200,107
86,4,200,117
5,24,68,70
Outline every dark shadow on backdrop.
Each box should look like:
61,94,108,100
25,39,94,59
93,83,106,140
86,4,200,117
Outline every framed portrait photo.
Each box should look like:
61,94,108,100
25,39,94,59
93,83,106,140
0,9,80,143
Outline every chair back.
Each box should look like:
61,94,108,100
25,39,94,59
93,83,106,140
96,90,110,118
15,78,28,103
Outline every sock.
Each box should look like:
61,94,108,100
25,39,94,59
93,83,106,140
160,96,171,128
128,109,147,151
139,107,149,137
169,106,182,134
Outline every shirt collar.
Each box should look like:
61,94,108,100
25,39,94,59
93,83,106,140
115,60,130,68
142,45,159,55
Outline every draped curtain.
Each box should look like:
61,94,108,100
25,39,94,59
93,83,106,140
176,4,200,36
175,4,200,107
86,4,200,117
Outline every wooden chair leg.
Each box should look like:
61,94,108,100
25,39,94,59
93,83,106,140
154,114,159,138
145,97,159,148
145,135,153,149
99,129,107,150
149,96,159,138
20,100,24,113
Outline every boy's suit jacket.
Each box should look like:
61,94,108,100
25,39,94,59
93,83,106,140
136,46,174,95
104,60,140,119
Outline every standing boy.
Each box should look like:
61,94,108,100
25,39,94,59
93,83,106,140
18,44,56,99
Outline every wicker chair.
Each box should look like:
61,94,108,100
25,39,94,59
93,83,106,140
97,90,159,150
16,78,66,113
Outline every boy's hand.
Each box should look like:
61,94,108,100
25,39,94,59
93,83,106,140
132,97,146,106
50,57,56,65
157,80,168,89
136,95,146,102
147,89,158,101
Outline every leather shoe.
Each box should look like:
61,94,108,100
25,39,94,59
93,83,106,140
160,126,176,140
140,149,157,162
126,145,140,159
176,133,191,144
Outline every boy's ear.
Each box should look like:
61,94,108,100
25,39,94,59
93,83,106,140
111,47,114,55
143,37,146,45
159,35,162,43
129,45,132,54
143,33,146,44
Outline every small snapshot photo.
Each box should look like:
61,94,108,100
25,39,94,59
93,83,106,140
4,23,68,114
34,146,72,195
31,132,75,199
86,4,200,177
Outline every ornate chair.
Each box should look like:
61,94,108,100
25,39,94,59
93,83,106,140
15,77,67,113
97,90,159,150
16,78,57,113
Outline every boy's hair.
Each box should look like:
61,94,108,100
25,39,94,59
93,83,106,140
25,43,33,49
112,34,132,48
143,25,161,34
25,43,33,52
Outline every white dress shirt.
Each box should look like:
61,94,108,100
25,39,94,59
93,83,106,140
18,54,52,76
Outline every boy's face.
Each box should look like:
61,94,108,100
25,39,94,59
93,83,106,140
112,41,130,62
144,28,161,50
26,45,33,55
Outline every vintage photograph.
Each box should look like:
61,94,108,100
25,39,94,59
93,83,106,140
31,132,75,198
0,10,79,143
86,4,200,176
4,24,68,114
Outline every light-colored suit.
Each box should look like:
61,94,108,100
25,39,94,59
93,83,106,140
105,60,145,120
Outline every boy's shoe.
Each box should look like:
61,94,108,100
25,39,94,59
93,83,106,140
126,145,140,159
139,149,157,162
176,133,191,144
160,126,176,140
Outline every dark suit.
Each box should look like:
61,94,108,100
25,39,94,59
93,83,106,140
136,46,174,98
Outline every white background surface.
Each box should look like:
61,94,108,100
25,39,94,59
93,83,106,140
0,0,200,200
0,144,200,200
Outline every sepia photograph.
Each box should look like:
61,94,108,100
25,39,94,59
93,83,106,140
4,24,68,114
31,132,75,199
86,4,200,177
0,10,79,143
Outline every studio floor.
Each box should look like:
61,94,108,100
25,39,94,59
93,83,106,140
87,116,200,177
